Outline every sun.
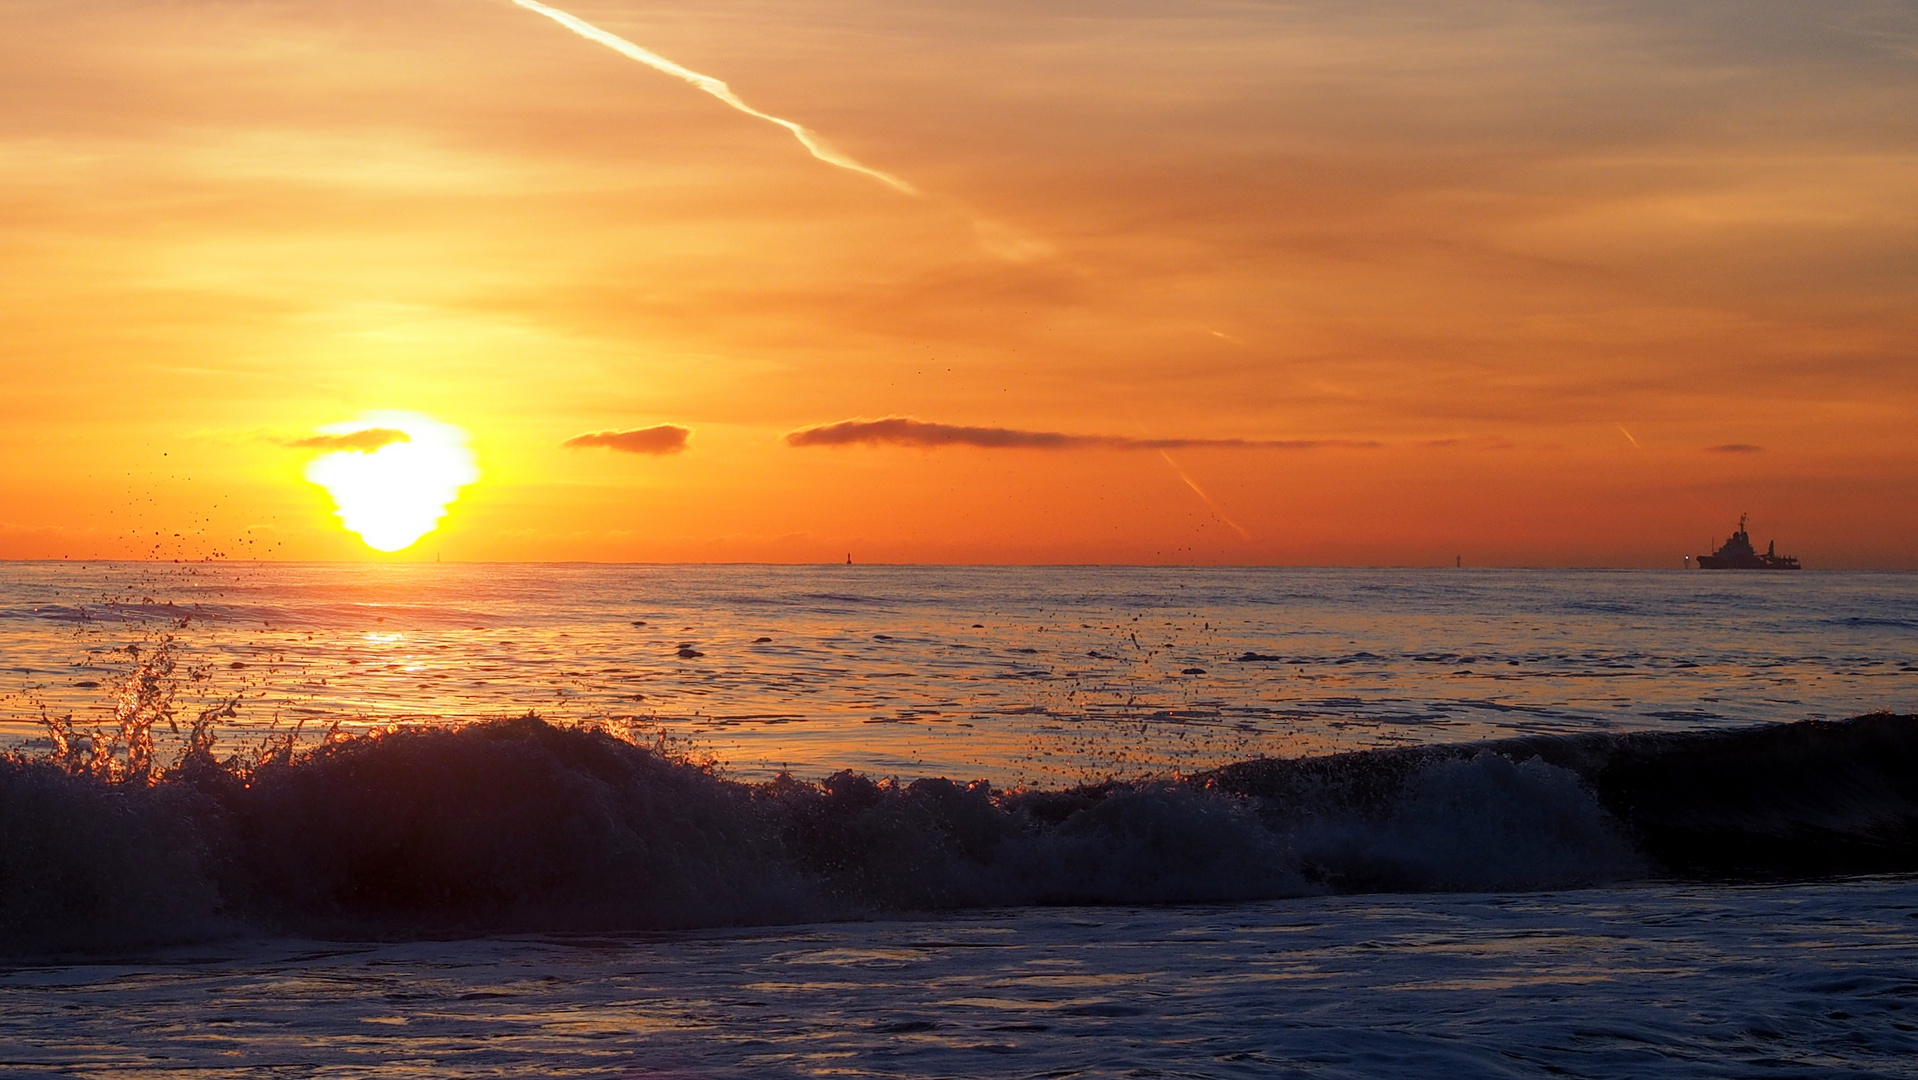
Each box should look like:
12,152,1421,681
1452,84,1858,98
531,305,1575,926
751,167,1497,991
301,412,480,552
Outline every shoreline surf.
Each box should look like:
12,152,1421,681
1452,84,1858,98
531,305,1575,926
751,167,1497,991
6,711,1913,961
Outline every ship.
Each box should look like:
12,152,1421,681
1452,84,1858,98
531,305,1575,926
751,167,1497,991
1695,514,1800,570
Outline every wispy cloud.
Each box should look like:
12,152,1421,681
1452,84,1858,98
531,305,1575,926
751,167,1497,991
564,425,692,455
507,0,917,195
1705,443,1764,453
785,417,1372,451
1159,451,1251,540
286,428,410,452
1423,436,1517,450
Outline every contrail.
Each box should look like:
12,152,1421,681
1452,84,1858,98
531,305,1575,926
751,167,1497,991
508,0,917,195
1616,424,1641,449
1160,451,1252,541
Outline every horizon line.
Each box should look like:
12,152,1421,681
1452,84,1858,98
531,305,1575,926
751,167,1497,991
0,557,1895,571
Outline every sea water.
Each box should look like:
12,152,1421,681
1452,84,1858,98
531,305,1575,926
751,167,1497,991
2,562,1915,1077
4,562,1915,782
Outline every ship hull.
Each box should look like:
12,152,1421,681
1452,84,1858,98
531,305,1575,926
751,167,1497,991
1696,555,1800,570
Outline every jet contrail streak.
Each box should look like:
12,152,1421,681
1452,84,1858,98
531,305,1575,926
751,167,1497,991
1160,451,1252,541
509,0,918,195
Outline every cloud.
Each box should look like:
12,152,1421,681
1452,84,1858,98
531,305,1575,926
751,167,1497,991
784,417,1373,451
1423,436,1518,450
1704,443,1765,453
1159,451,1251,540
508,0,916,195
564,425,692,455
286,428,410,452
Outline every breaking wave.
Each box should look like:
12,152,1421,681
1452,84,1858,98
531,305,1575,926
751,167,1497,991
3,713,1914,958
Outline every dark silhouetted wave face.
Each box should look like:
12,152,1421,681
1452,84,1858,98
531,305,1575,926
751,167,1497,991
3,714,1914,957
1200,712,1918,883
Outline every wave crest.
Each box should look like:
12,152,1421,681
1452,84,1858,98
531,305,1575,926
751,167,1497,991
4,713,1914,958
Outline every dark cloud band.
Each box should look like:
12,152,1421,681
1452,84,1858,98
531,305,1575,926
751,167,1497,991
564,426,692,455
785,417,1371,451
287,428,410,452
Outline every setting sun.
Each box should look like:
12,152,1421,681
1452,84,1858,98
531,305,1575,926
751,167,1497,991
300,412,479,552
3,3,1917,1072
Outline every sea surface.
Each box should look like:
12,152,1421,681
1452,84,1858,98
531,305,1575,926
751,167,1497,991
2,562,1916,1077
4,562,1916,782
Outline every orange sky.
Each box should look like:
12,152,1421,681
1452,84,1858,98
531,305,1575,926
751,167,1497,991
2,0,1914,566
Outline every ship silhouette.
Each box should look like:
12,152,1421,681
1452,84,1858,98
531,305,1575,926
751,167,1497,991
1696,514,1800,570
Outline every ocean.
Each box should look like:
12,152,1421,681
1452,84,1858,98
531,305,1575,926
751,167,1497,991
2,562,1915,1077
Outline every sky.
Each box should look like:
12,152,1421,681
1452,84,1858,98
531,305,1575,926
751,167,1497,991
1,0,1913,565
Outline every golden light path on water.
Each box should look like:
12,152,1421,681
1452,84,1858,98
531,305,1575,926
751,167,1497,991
302,412,479,552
